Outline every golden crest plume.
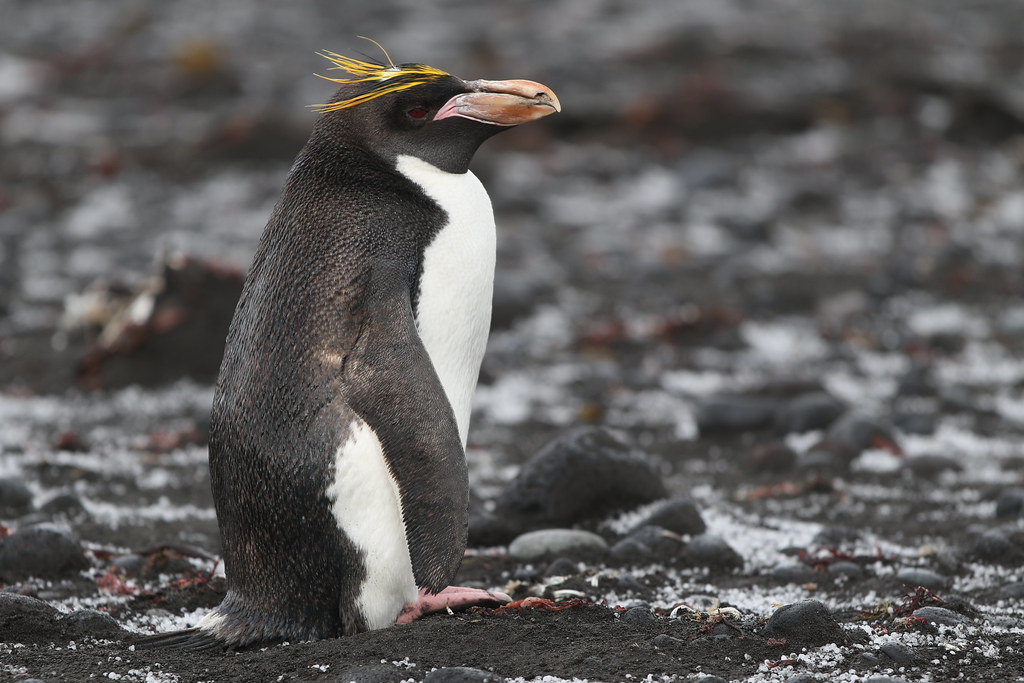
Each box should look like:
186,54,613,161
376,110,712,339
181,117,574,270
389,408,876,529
311,39,450,113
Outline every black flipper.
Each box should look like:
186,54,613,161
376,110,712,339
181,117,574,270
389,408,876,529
133,628,227,651
342,262,469,594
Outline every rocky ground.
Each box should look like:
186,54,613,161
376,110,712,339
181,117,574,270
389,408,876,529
2,1,1024,681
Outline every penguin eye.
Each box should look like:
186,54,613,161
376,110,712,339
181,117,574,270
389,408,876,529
407,107,428,120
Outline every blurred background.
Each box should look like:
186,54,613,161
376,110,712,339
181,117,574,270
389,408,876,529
2,0,1022,396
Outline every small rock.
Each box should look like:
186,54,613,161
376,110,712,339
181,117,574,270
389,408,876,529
695,395,777,434
0,478,33,517
474,428,667,545
912,606,967,626
879,640,924,666
620,606,656,625
769,563,817,584
999,582,1024,599
896,362,937,397
609,537,651,560
694,677,728,683
747,442,798,472
62,609,126,639
892,410,937,436
684,534,743,570
775,392,844,435
784,675,818,683
761,599,846,646
896,568,949,591
902,453,960,478
652,633,683,647
995,489,1024,518
865,677,909,683
37,493,88,521
0,592,62,642
0,526,90,581
823,411,901,457
543,557,578,578
622,525,684,556
339,665,410,683
581,656,602,668
827,561,863,578
631,498,706,536
968,529,1024,565
507,529,608,561
812,525,861,547
110,554,147,577
423,667,503,683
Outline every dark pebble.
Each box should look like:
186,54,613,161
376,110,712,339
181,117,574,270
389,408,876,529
995,489,1024,518
999,582,1024,599
623,525,684,555
110,554,147,577
610,537,651,560
684,534,743,570
852,652,884,667
897,362,937,397
0,592,62,641
747,442,798,472
695,395,777,434
812,525,861,547
473,428,667,545
338,665,410,683
785,675,818,683
969,529,1024,565
631,498,706,536
768,563,817,584
543,557,578,578
423,667,503,683
0,478,33,517
902,454,961,478
652,633,683,647
912,606,968,626
775,392,844,435
620,606,657,625
37,493,88,521
0,526,90,581
761,599,846,646
62,609,126,639
879,641,924,666
616,575,645,595
582,656,603,668
895,568,949,591
824,411,900,456
892,410,937,436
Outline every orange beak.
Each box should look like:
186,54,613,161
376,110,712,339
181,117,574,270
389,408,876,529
433,79,561,126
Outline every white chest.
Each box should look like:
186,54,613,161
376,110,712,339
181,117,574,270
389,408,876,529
396,155,496,447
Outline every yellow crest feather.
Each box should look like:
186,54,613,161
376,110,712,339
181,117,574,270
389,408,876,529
310,46,451,113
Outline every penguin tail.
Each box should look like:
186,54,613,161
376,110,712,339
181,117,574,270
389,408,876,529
133,627,227,651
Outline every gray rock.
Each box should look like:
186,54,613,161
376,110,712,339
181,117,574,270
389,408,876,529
0,592,61,642
473,428,667,545
620,606,657,625
621,525,684,556
827,561,864,578
902,453,961,477
0,478,33,517
695,395,777,434
784,675,818,683
879,640,924,666
812,525,861,547
823,411,900,457
0,526,90,581
892,410,937,436
62,609,126,639
684,534,743,570
768,563,817,584
542,557,578,578
761,599,846,646
632,498,706,536
865,678,909,683
999,582,1024,599
968,529,1024,565
110,554,147,577
896,568,949,591
912,606,968,626
775,392,844,435
37,493,88,521
423,667,503,683
508,529,608,561
652,633,683,647
610,537,651,560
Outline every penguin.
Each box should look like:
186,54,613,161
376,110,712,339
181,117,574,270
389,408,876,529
138,51,559,648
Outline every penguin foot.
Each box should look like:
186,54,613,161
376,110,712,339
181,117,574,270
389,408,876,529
395,586,512,625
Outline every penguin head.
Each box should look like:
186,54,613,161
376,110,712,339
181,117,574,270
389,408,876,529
311,52,560,173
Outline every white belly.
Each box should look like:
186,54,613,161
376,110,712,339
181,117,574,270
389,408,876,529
326,419,418,629
396,154,496,447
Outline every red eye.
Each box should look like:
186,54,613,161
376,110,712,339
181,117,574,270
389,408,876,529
407,107,428,120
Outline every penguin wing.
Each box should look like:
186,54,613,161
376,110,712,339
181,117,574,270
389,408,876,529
341,261,469,594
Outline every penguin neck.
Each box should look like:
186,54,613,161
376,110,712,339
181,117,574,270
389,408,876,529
396,154,496,447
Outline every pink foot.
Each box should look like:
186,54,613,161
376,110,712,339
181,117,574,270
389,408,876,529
396,586,512,625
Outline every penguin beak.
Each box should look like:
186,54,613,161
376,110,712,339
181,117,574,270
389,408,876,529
433,79,561,126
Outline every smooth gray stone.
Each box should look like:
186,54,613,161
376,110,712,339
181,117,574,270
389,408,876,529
508,528,608,561
912,606,968,626
762,599,846,646
896,568,949,591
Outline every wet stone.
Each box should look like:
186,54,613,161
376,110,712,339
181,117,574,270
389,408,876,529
995,488,1024,518
912,606,968,626
476,428,667,544
0,526,90,581
423,667,503,683
620,606,657,625
896,568,950,591
775,392,844,435
0,477,33,517
761,599,846,646
879,641,924,666
695,395,777,434
684,534,743,570
768,563,817,584
507,529,608,561
631,498,706,536
62,608,126,639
